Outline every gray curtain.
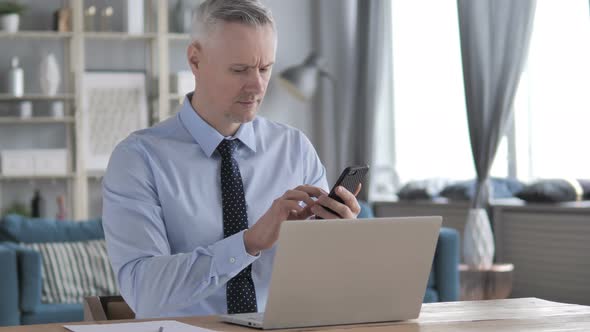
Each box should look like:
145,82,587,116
314,0,392,200
457,0,536,208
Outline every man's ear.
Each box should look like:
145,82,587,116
187,41,202,75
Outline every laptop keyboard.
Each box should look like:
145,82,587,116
246,312,264,321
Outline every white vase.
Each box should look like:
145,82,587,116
40,53,61,96
19,101,32,118
463,208,495,269
0,14,19,33
50,101,64,118
126,0,144,35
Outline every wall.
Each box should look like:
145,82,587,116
0,0,316,219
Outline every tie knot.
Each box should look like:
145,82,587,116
217,139,239,159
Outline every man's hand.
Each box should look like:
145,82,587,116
244,185,324,256
311,184,362,220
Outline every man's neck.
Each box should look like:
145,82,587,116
190,93,240,137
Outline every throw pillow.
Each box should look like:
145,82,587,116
21,239,118,304
0,214,103,243
440,178,524,201
397,178,452,200
516,179,590,203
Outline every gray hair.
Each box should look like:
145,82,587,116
191,0,275,43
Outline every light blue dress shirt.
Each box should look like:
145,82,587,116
102,94,328,318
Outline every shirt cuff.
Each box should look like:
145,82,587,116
210,230,259,277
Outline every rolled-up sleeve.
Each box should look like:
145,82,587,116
102,137,258,317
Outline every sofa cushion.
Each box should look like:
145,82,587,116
0,242,43,313
435,228,460,302
440,178,524,201
21,303,83,325
423,287,439,303
0,214,103,243
427,269,435,288
0,244,20,326
516,179,590,203
17,246,43,313
357,201,374,219
397,178,451,200
21,240,118,304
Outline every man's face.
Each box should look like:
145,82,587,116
191,22,276,125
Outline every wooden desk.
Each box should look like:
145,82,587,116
2,298,590,331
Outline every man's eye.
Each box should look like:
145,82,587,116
232,68,247,73
260,67,270,73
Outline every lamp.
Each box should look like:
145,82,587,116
278,53,333,101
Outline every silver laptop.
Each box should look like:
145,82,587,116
220,216,442,329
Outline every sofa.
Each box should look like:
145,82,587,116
0,214,104,326
0,202,459,326
357,201,460,303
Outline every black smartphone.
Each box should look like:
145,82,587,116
315,165,370,219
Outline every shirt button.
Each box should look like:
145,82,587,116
229,257,236,264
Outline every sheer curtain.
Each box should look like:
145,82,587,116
315,0,393,200
376,0,589,201
513,0,590,180
387,0,509,188
456,0,536,268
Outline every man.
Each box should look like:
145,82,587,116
102,0,361,319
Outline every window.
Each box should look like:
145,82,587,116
513,0,590,180
383,0,589,191
389,0,508,185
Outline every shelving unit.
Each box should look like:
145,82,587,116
167,33,191,41
169,94,185,105
0,174,76,181
0,93,75,101
0,0,190,219
83,32,158,40
0,116,75,124
0,31,73,39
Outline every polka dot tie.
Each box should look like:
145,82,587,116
217,139,258,314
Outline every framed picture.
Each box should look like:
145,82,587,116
82,72,148,171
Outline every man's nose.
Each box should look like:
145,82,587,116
244,70,265,94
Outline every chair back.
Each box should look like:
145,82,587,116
83,295,135,321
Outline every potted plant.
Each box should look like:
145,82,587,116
0,2,26,33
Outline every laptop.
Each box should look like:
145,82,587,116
220,216,442,329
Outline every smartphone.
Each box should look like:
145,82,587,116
315,165,369,219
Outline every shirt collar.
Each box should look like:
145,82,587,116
179,93,257,157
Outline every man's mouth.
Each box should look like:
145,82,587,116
237,100,257,105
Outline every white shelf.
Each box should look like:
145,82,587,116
169,94,185,105
0,117,75,124
0,0,174,219
168,33,190,41
0,31,73,39
83,32,158,40
0,94,75,101
0,174,75,181
87,171,105,180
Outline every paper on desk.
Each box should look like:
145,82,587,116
64,320,216,332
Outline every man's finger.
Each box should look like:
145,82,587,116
335,186,361,215
354,183,362,196
311,204,340,220
282,189,315,207
281,200,304,214
293,185,325,199
316,193,351,218
289,204,314,220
